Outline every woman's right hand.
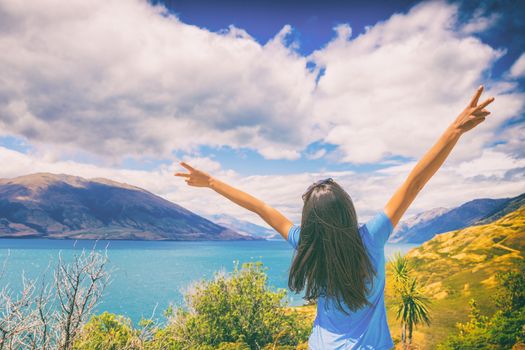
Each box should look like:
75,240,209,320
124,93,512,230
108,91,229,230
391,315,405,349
174,161,213,188
450,85,495,135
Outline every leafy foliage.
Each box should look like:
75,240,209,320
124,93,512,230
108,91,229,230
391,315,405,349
493,264,525,313
390,252,410,284
389,252,432,347
72,261,311,350
163,261,310,349
438,261,525,349
73,312,134,350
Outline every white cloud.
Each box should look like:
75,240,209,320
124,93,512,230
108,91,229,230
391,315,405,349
508,52,525,79
492,123,525,160
0,0,522,167
0,0,316,161
305,148,327,160
310,0,522,165
455,149,525,178
459,8,500,34
179,156,224,174
333,23,352,41
375,147,525,215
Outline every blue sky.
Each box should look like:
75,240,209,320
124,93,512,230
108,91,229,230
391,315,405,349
155,0,525,81
0,0,524,225
154,0,423,55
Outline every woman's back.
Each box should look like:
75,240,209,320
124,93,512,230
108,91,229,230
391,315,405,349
287,210,395,350
175,85,495,350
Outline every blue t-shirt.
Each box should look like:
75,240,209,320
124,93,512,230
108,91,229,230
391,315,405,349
287,210,395,350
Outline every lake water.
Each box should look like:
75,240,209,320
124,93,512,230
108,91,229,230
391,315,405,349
0,239,419,325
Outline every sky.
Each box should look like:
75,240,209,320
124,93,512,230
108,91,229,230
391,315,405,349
0,0,524,227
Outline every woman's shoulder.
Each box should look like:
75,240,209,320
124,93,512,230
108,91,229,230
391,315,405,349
360,210,394,249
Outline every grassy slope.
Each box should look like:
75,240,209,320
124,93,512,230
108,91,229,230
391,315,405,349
288,205,525,349
385,204,524,349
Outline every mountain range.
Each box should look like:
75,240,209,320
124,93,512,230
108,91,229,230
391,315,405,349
0,173,258,240
388,192,525,243
205,213,276,239
1,172,523,244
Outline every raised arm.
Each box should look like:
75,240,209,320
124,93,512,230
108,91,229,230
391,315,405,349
384,85,495,228
174,162,293,240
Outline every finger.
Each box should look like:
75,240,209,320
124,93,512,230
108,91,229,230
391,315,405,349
476,116,486,125
469,85,484,107
473,108,490,115
473,110,491,117
180,161,194,171
174,172,190,177
474,97,495,112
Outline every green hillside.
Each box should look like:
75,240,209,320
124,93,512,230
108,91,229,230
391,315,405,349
384,204,525,349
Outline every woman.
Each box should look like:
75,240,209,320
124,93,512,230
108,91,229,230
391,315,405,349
175,85,494,349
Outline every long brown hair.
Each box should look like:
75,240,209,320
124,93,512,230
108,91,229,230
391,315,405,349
288,179,377,315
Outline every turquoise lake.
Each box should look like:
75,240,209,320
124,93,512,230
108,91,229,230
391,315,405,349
0,239,419,325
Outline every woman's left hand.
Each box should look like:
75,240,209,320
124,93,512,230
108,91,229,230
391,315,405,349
174,161,213,188
450,85,494,135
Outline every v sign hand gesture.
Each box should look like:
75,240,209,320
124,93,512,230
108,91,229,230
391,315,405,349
451,85,495,135
174,161,213,188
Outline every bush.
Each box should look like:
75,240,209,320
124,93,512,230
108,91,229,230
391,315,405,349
73,312,135,350
72,261,311,350
161,261,311,349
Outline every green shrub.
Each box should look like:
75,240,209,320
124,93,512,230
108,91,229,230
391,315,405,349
73,312,135,350
143,326,183,350
74,261,311,350
438,261,525,349
162,261,310,349
217,342,251,349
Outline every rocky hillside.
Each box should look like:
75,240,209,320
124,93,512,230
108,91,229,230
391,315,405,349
0,173,257,240
388,192,525,243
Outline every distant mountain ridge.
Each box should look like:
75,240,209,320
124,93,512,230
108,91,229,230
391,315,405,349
0,173,258,241
206,213,276,239
388,192,525,243
475,192,525,225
